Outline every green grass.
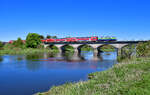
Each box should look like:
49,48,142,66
36,57,150,95
0,48,58,55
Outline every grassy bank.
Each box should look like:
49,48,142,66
0,48,58,55
36,57,150,95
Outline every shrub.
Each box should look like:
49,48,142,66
3,43,15,49
136,41,150,57
26,33,41,48
13,38,24,48
39,35,44,39
46,35,51,39
0,41,3,49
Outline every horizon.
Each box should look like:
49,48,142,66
0,0,150,41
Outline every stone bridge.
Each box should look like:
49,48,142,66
44,41,144,60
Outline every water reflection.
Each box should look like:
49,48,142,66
100,52,117,61
0,56,3,62
62,51,74,60
0,56,3,67
26,53,44,60
26,61,42,71
16,56,25,61
21,51,118,62
0,51,117,95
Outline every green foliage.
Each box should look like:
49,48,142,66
52,36,57,39
3,43,15,50
136,41,150,57
37,44,44,49
100,45,115,52
46,35,51,39
121,44,136,59
49,45,58,50
117,56,125,62
46,35,57,39
12,37,24,48
0,48,52,55
26,33,41,48
39,35,44,39
64,45,74,52
0,41,4,49
81,45,93,51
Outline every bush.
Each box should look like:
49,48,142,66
0,41,3,49
81,45,93,51
39,35,44,39
100,45,115,52
26,33,41,48
37,44,44,49
46,35,51,39
13,38,24,48
136,41,150,57
117,56,125,62
121,45,136,59
3,43,15,49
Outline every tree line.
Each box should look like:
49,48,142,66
39,35,57,39
0,33,57,49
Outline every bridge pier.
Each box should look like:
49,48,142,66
72,47,81,60
93,48,99,60
117,48,122,57
56,48,62,58
56,45,64,58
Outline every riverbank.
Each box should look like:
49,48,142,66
36,57,150,95
0,48,58,55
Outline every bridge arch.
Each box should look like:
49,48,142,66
60,44,75,53
97,44,117,52
48,45,59,50
77,44,93,52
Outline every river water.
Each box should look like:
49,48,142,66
0,51,117,95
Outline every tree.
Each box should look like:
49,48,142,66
46,35,51,39
0,41,3,49
26,33,41,48
136,41,150,57
52,36,57,39
13,37,24,48
122,45,135,59
39,35,44,39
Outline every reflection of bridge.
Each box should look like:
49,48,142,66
44,41,145,60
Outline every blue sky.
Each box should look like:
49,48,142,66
0,0,150,41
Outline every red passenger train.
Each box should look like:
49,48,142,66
43,37,98,43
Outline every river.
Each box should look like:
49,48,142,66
0,51,117,95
